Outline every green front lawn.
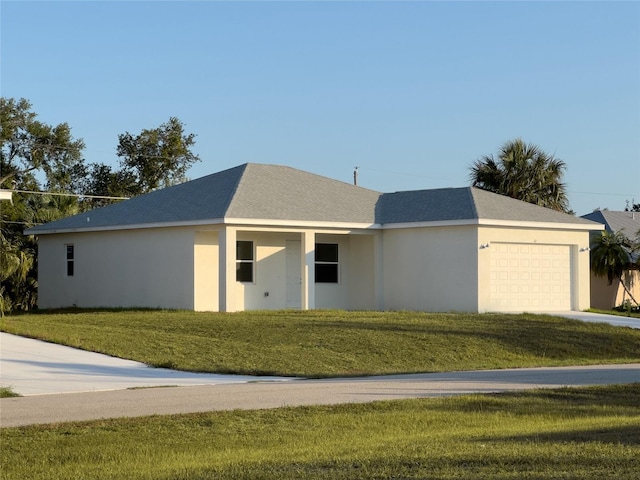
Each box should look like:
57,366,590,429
1,310,639,377
2,384,638,479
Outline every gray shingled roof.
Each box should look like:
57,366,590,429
581,210,640,240
25,164,380,233
26,164,246,232
25,163,601,234
375,187,598,226
226,164,380,223
581,210,640,263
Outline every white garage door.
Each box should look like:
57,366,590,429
489,243,572,312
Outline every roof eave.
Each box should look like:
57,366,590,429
25,217,380,235
25,218,227,235
381,218,604,231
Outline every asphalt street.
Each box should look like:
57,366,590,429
2,364,639,427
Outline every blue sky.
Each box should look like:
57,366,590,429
2,1,638,215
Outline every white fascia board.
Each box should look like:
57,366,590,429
0,190,13,202
381,219,478,229
25,217,226,235
223,217,380,231
382,218,604,231
476,218,605,231
25,217,380,236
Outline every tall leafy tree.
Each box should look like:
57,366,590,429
1,97,86,313
79,117,201,208
469,138,570,212
1,98,201,312
116,117,200,196
1,97,86,192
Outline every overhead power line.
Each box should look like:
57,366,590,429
11,189,129,200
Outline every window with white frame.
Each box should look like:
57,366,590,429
66,244,74,276
236,240,254,282
315,243,339,283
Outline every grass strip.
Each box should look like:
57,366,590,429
1,384,638,479
0,386,20,398
1,310,639,377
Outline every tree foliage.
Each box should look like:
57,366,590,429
1,97,86,192
0,97,200,313
590,230,633,285
79,117,200,208
469,138,570,212
625,201,640,212
116,117,200,196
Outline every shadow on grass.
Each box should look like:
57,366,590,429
309,316,640,360
429,384,640,418
481,425,640,446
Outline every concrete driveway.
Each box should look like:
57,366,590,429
0,332,295,396
549,311,640,329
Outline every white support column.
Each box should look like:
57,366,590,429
301,230,315,310
219,227,237,312
374,231,384,310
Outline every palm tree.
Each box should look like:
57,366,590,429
469,138,570,212
590,230,638,307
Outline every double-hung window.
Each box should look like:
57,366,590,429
236,240,254,283
315,243,339,283
66,244,74,277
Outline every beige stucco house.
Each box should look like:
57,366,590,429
26,163,602,313
581,210,640,310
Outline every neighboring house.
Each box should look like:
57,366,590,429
0,189,13,202
25,163,602,313
581,210,640,309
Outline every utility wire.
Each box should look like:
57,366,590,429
3,141,189,161
9,189,128,200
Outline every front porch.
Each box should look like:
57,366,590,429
194,226,381,312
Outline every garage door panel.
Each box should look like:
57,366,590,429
489,243,572,312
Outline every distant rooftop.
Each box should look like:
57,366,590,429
581,210,640,240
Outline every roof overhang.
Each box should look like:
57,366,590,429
25,215,603,236
25,217,380,235
381,218,604,231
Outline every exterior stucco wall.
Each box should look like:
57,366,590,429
381,225,479,312
37,227,196,310
590,270,640,310
36,227,374,312
347,234,378,310
36,221,591,313
477,226,591,312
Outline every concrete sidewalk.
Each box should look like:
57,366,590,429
0,332,295,396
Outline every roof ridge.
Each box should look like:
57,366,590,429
466,187,480,219
224,163,250,216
